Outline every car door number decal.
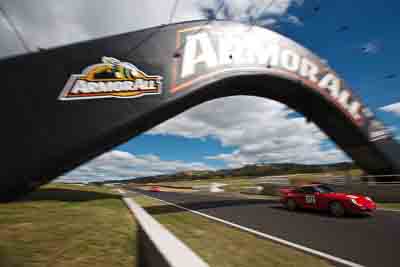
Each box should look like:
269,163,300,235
305,195,316,204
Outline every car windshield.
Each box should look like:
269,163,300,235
315,185,335,193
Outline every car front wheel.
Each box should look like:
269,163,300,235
286,199,297,211
330,201,345,217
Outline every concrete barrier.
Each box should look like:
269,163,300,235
240,186,264,194
118,190,209,267
192,183,226,193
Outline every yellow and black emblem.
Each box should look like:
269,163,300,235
59,57,162,100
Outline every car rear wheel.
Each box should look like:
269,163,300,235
330,201,345,217
286,199,297,211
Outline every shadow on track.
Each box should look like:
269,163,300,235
271,206,372,220
20,188,120,202
145,198,276,215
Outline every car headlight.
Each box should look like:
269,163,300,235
350,198,362,206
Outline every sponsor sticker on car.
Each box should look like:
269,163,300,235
305,194,316,204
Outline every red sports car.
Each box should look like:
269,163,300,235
280,184,376,217
149,186,161,192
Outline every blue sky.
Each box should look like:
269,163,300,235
0,0,399,182
118,135,232,170
286,1,399,108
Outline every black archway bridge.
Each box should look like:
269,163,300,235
1,20,399,201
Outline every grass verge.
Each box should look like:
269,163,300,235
129,192,332,267
135,177,255,189
0,184,135,267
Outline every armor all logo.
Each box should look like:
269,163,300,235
59,57,162,100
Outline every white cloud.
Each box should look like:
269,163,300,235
57,150,214,183
380,102,400,116
0,10,26,57
286,15,304,26
320,58,329,65
0,0,303,58
148,96,349,168
0,0,204,58
360,41,382,55
198,0,303,26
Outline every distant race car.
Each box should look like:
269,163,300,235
149,186,161,192
280,184,376,217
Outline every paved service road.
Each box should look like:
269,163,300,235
135,190,400,267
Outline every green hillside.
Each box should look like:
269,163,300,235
98,162,359,185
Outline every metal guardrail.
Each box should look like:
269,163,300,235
325,175,400,185
118,190,209,267
256,174,400,186
257,175,400,202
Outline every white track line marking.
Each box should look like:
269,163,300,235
138,191,365,267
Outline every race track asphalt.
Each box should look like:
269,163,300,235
134,189,400,267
